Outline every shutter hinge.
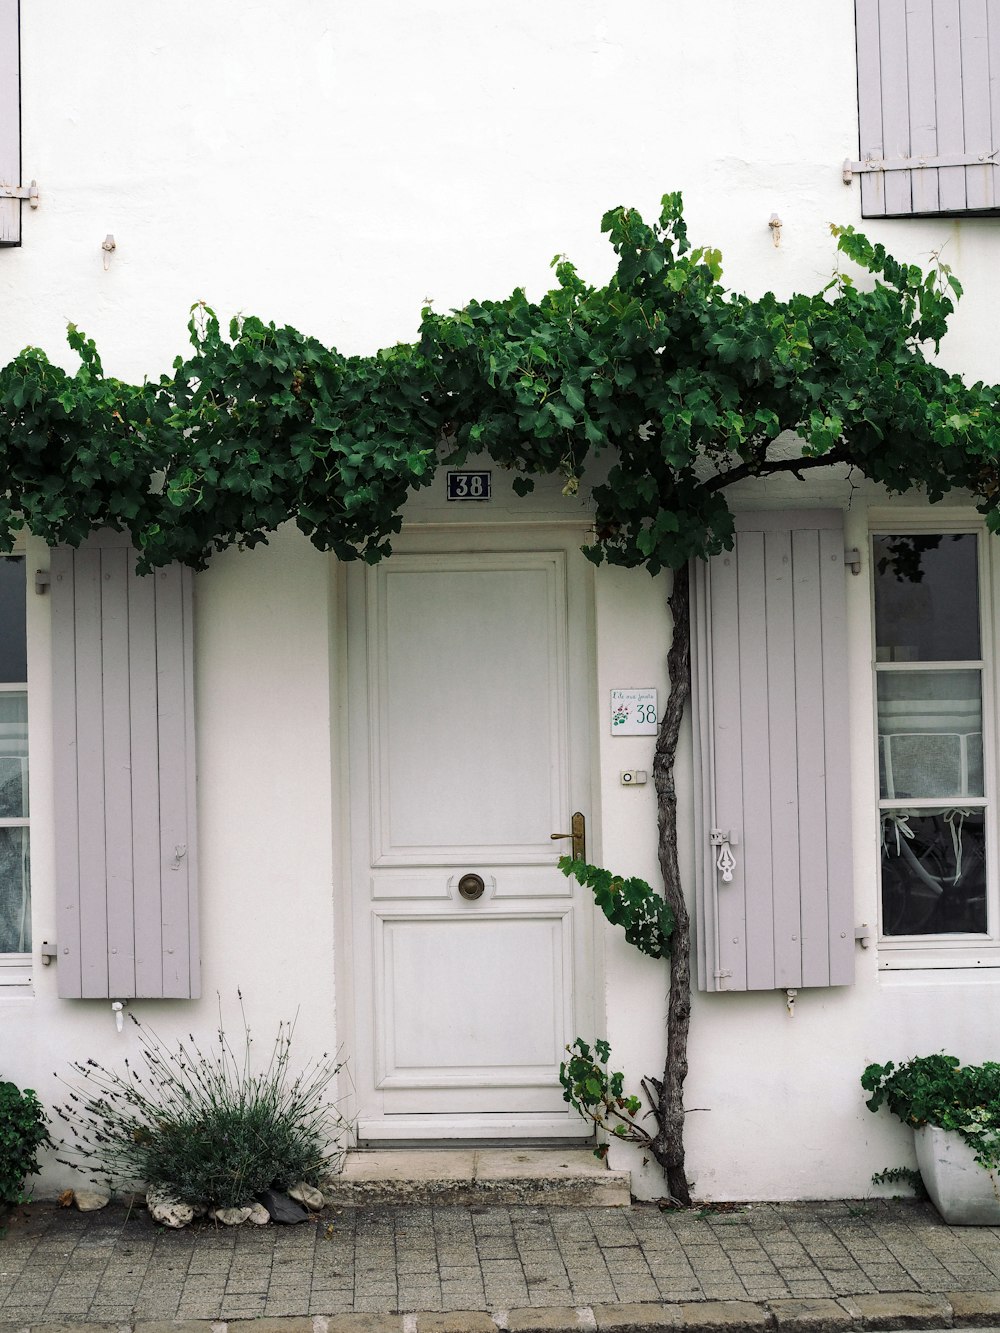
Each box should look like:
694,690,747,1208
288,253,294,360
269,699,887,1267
844,153,998,183
844,548,862,576
40,940,58,965
714,969,732,988
34,569,50,594
0,180,40,207
854,924,872,949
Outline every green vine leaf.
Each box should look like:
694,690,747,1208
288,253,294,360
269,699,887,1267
558,856,674,959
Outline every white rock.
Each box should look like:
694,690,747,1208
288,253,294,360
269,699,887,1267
248,1201,270,1224
73,1189,111,1211
288,1181,324,1211
146,1186,195,1229
213,1205,253,1226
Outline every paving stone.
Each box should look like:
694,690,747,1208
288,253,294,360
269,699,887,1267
136,1324,220,1333
327,1316,406,1332
679,1300,772,1331
766,1298,855,1333
17,1326,128,1333
227,1320,316,1333
840,1292,954,1329
947,1290,1000,1325
594,1302,685,1330
415,1314,499,1332
507,1310,593,1332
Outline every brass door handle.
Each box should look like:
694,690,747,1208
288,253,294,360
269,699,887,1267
550,811,586,861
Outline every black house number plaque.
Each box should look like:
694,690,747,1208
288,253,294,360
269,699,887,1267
446,470,491,501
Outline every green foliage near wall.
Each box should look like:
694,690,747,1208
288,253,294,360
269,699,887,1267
1,193,997,574
558,856,674,959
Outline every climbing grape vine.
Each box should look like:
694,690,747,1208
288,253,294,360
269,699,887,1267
4,193,999,1203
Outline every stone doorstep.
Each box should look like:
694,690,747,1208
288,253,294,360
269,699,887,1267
322,1148,632,1208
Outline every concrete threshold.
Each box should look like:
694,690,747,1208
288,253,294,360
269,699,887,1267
322,1146,632,1206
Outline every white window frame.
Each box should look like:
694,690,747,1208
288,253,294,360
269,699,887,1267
0,549,29,989
872,515,1000,970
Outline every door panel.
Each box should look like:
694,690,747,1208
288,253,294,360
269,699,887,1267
347,535,595,1139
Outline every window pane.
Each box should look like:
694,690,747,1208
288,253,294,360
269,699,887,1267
873,533,980,661
0,557,26,682
0,827,30,953
878,670,983,799
881,809,986,935
0,690,27,817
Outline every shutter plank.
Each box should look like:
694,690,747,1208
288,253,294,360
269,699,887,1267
990,0,1000,201
906,0,942,212
792,532,833,988
736,532,776,991
692,564,715,993
935,0,969,209
710,550,748,992
0,0,19,246
961,0,994,208
880,0,914,214
155,566,194,999
857,0,888,215
51,551,81,998
74,550,109,998
181,562,200,996
127,553,162,997
101,549,136,996
819,529,855,984
765,530,803,990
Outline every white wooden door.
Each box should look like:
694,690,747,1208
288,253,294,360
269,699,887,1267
346,530,596,1140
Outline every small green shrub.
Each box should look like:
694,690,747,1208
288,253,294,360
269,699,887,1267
54,1000,350,1209
560,1037,657,1160
871,1165,927,1198
861,1054,1000,1171
0,1080,50,1204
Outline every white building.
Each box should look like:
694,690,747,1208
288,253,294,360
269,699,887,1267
2,0,999,1202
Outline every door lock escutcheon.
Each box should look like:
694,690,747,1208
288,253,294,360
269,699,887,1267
550,811,586,861
458,873,485,901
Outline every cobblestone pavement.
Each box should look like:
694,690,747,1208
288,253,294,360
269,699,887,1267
2,1198,1000,1325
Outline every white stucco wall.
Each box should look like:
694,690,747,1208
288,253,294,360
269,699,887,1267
4,0,1000,1200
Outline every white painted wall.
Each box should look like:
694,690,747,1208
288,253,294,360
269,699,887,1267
4,0,1000,1199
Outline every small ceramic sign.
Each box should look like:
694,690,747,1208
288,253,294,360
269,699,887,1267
610,688,658,735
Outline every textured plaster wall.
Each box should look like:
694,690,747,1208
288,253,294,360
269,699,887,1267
3,0,1000,1198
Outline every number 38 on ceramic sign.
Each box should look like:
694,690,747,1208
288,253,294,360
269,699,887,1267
610,689,658,735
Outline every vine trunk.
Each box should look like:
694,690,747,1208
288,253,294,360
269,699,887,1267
649,565,693,1206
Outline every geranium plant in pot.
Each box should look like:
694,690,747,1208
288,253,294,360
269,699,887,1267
862,1054,1000,1225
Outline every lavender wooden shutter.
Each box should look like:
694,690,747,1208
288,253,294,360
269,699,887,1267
0,0,19,245
691,511,854,993
855,0,1000,217
51,533,199,999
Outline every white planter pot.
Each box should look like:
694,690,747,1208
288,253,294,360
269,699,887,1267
914,1124,1000,1225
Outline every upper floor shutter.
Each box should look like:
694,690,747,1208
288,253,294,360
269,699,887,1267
0,0,19,245
51,532,199,999
855,0,1000,217
691,511,854,993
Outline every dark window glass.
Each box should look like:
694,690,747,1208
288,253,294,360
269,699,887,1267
881,809,987,936
873,534,980,662
0,557,26,682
